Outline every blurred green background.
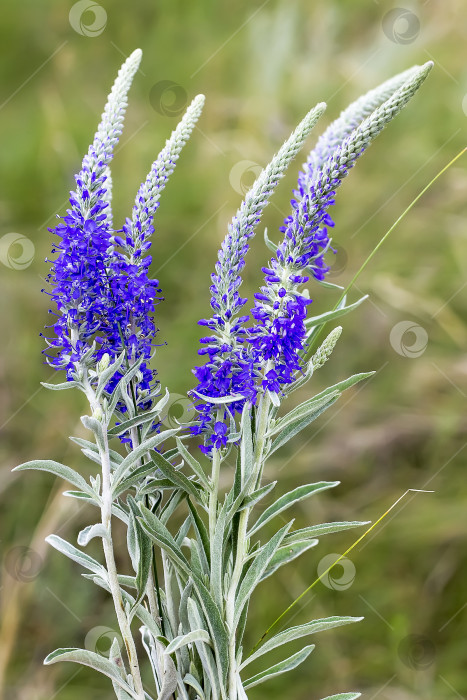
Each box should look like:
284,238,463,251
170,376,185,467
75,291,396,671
0,0,466,698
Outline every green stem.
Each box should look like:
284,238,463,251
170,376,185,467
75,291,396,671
84,380,145,699
225,393,271,700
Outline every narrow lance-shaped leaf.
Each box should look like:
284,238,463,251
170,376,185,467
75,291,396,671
113,429,179,485
319,695,361,700
127,496,153,607
234,522,292,628
46,534,107,578
261,539,319,580
165,629,212,654
150,449,202,503
44,648,139,699
12,460,95,498
243,645,315,689
176,437,211,491
241,616,363,668
249,481,339,535
267,395,339,455
284,520,370,545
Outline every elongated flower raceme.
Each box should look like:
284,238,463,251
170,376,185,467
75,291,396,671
43,49,142,376
43,49,204,420
190,102,326,451
95,95,206,406
247,61,434,395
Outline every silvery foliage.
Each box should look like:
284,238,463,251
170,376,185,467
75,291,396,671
14,51,431,700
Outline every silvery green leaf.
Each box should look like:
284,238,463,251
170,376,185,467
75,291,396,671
46,534,106,577
320,694,361,700
261,539,318,580
157,650,178,700
81,414,105,438
117,574,137,589
108,356,146,415
268,392,340,437
233,522,292,628
113,429,179,485
308,372,375,403
284,520,370,544
187,598,221,700
241,616,362,669
108,406,161,437
239,481,277,511
109,638,134,700
305,295,368,330
165,629,211,654
90,573,164,640
44,648,138,698
176,438,211,491
151,451,202,503
63,490,100,504
192,391,244,404
138,505,191,577
316,278,345,290
210,500,229,608
268,390,280,407
69,436,124,465
268,396,339,455
96,350,126,398
113,461,158,497
77,523,108,546
282,357,314,396
13,460,95,498
243,644,315,689
127,496,153,603
263,227,277,253
183,673,206,700
187,498,211,568
41,380,79,391
249,481,339,535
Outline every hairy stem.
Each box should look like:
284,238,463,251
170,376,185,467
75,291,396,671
84,381,145,699
209,447,221,543
225,393,271,700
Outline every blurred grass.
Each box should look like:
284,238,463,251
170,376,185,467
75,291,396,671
0,0,466,698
